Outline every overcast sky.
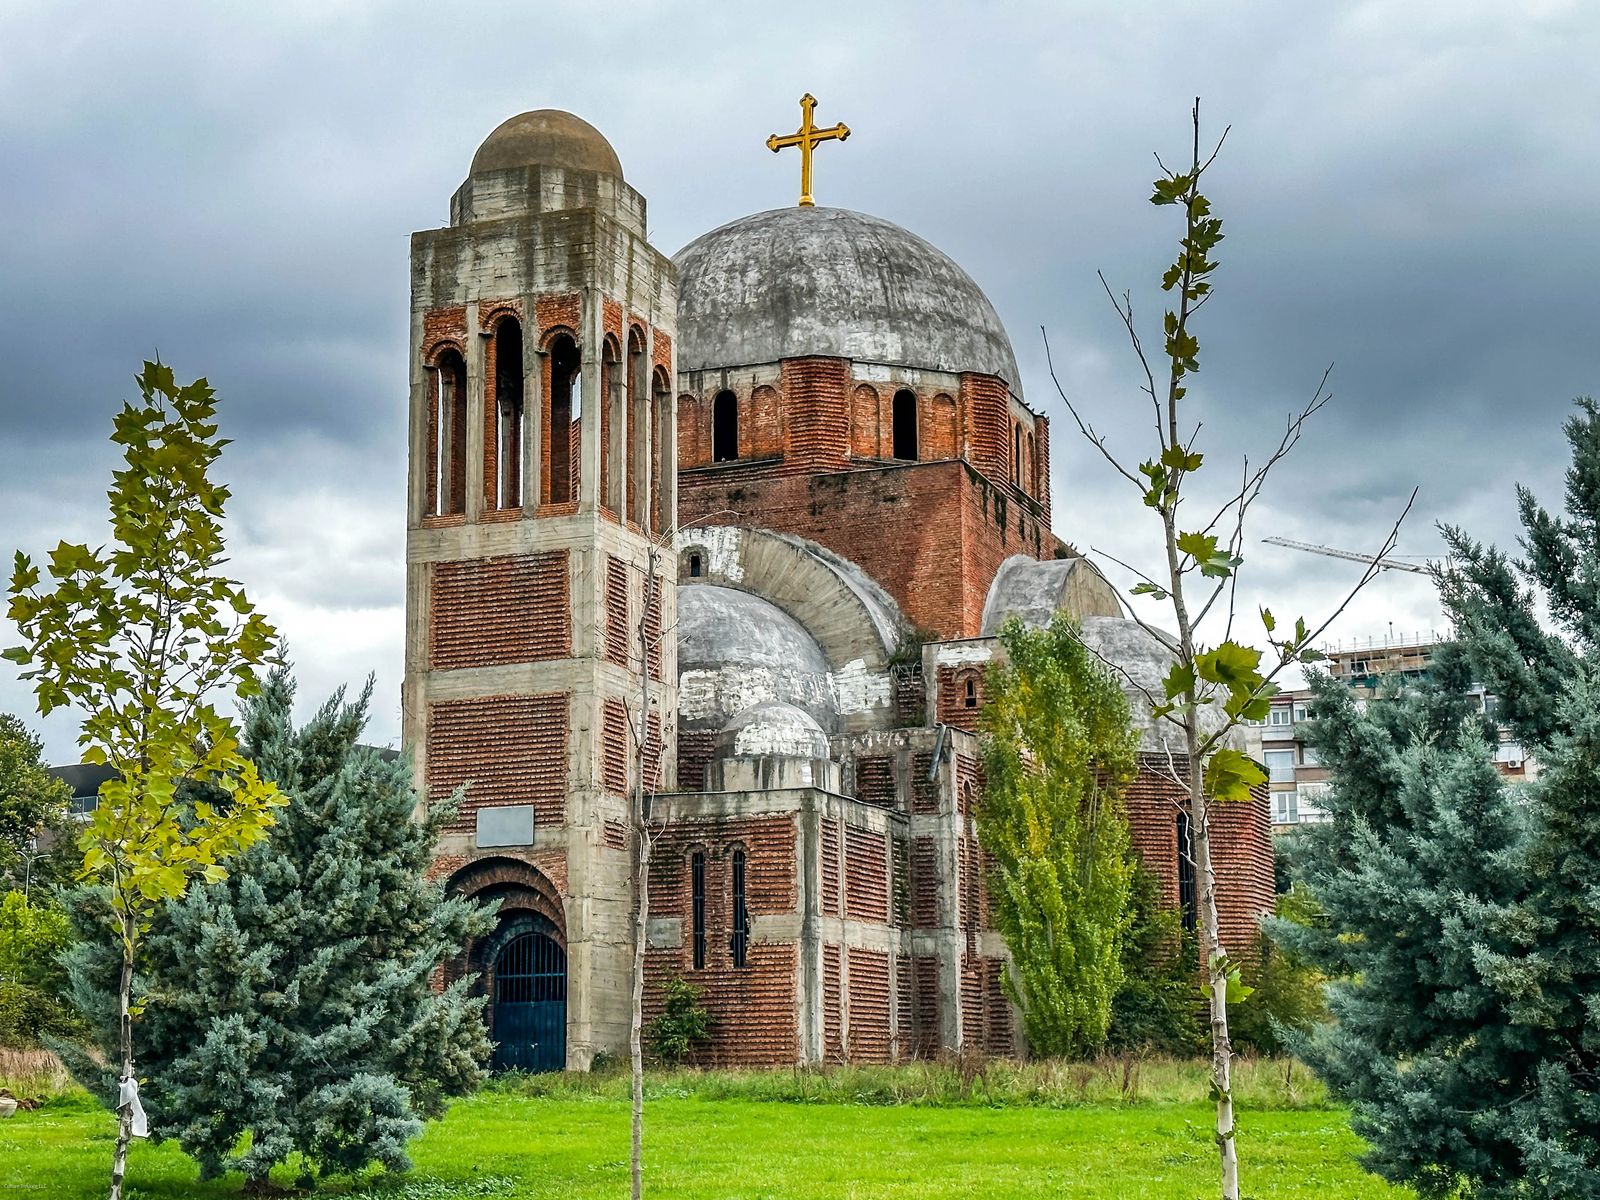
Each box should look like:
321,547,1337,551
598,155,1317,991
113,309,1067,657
1,1,1591,763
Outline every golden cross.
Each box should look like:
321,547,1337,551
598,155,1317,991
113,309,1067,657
767,93,850,208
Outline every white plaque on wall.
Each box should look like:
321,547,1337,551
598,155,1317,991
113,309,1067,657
476,804,535,848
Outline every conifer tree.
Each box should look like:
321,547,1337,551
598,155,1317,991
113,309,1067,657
63,669,492,1187
978,613,1139,1057
1283,401,1600,1195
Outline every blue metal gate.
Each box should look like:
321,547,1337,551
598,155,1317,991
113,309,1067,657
490,920,566,1072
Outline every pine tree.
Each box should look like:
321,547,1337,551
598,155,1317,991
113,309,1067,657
1284,400,1600,1196
63,669,492,1187
978,613,1139,1057
1281,672,1529,1196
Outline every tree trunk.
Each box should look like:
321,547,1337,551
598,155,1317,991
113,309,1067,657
1189,777,1238,1200
109,923,134,1200
630,815,650,1200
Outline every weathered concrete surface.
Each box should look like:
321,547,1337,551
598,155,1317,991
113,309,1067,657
980,553,1124,634
674,207,1022,393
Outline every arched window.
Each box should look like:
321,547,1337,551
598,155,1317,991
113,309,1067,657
691,850,707,970
1176,811,1197,931
627,327,647,524
712,390,739,462
892,389,918,460
493,317,524,509
546,334,580,504
601,335,624,515
730,848,750,968
1025,431,1036,497
429,347,467,517
963,675,978,709
651,368,672,534
1012,420,1023,485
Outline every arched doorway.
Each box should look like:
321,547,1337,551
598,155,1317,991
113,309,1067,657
487,913,567,1072
445,857,569,1073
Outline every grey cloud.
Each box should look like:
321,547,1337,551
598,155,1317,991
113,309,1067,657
1,0,1592,759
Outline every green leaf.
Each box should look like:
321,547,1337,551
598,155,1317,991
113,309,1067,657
1176,531,1219,563
1160,446,1204,473
1195,641,1263,690
1130,582,1169,600
1205,747,1268,803
1260,607,1276,634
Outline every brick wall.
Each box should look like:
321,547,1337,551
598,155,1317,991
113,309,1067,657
645,817,800,1065
428,693,569,830
843,826,889,923
936,664,986,730
847,948,892,1062
681,459,1048,640
1124,754,1275,964
429,551,570,670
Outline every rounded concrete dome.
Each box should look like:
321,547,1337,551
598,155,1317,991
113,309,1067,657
676,584,837,730
470,110,623,179
716,702,830,760
674,207,1021,391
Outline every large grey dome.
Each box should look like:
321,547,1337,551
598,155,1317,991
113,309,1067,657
674,207,1021,393
676,584,838,731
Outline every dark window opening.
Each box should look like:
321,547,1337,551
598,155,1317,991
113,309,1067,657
892,389,919,460
1176,811,1197,931
1012,421,1023,485
691,851,706,969
688,552,702,578
432,349,468,516
548,334,580,504
712,390,739,462
963,676,978,708
495,318,524,509
730,848,750,968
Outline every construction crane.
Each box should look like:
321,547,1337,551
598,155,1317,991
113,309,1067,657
1261,536,1430,575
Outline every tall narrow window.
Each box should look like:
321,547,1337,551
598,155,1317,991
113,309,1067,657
601,336,623,515
963,676,978,708
688,552,702,578
892,389,918,460
494,317,524,509
712,390,739,462
547,334,579,504
431,348,468,516
691,851,706,970
1025,431,1036,496
1012,421,1023,485
1176,811,1197,931
730,848,750,968
627,328,647,524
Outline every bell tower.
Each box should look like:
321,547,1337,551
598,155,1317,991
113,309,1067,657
403,111,678,1068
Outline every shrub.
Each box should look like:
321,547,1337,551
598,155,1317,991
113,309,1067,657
1106,862,1205,1056
648,976,713,1063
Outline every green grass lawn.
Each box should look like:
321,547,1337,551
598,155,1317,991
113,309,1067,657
1,1087,1409,1199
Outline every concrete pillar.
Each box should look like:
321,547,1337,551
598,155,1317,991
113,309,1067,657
463,302,484,522
578,289,603,515
406,310,428,528
797,795,824,1063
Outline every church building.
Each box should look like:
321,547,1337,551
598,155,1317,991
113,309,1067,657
406,106,1274,1071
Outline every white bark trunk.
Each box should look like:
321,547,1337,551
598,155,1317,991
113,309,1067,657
109,926,134,1200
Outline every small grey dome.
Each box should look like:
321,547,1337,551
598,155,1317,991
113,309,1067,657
981,554,1124,635
716,702,830,760
676,584,837,731
674,207,1021,392
470,110,623,179
1078,615,1231,752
